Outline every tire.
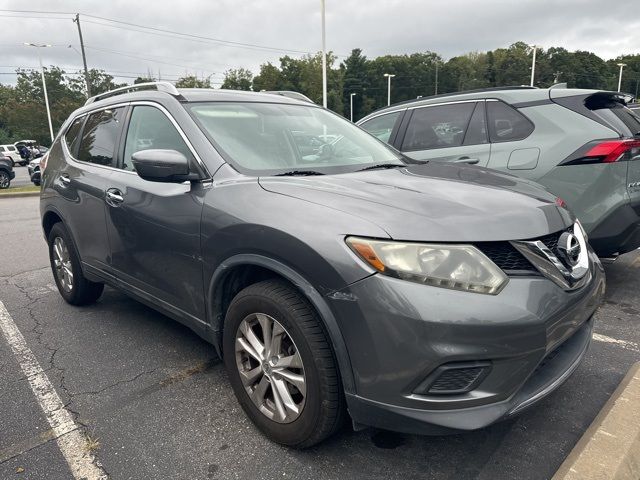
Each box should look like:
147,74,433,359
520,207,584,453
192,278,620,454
20,161,27,167
0,170,10,189
223,279,345,448
48,222,104,306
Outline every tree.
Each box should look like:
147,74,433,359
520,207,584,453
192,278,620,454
221,68,253,90
175,75,211,88
252,63,284,91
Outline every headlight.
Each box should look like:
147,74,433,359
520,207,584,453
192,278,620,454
346,237,508,295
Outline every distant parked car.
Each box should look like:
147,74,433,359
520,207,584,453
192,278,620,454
28,153,46,186
0,144,22,167
359,86,640,257
0,155,15,188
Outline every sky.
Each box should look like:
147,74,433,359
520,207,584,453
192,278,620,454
0,0,638,86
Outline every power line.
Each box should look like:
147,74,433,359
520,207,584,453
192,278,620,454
0,9,329,56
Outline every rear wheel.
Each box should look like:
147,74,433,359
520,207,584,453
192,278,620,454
223,279,345,448
48,223,104,305
0,170,10,189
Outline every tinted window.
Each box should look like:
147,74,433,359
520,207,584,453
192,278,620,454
77,108,125,166
402,103,476,151
7,146,15,151
592,105,640,137
65,117,85,155
487,101,533,142
463,102,488,146
123,106,194,171
359,111,402,143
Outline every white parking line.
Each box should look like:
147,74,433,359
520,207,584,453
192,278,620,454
0,301,107,479
593,332,639,352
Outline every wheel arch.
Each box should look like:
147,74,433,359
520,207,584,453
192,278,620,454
207,253,355,394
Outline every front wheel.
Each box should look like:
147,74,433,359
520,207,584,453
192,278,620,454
48,222,104,305
223,279,345,448
0,170,10,189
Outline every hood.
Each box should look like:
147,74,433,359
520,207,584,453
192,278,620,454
258,163,573,242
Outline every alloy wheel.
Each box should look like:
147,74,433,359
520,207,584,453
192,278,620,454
0,171,9,188
53,236,73,292
235,313,306,423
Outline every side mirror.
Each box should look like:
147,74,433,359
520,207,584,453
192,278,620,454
131,149,193,183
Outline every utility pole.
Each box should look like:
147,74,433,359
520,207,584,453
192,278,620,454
434,62,439,95
320,0,327,108
73,14,91,97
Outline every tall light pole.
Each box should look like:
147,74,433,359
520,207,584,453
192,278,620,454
384,73,395,106
320,0,327,108
434,61,439,95
24,43,54,143
349,92,356,122
617,63,627,92
529,45,539,87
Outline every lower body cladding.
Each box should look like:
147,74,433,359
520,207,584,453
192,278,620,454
327,257,605,435
588,202,640,257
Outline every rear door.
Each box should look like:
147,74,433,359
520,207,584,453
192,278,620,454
396,101,491,166
55,107,126,274
105,103,208,324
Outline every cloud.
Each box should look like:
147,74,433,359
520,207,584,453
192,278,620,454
0,0,638,85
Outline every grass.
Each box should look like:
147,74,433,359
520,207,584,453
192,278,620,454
0,184,40,195
85,435,100,453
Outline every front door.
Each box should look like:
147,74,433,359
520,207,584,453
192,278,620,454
104,104,207,324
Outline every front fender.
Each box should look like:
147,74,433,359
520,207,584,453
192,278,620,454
206,253,356,395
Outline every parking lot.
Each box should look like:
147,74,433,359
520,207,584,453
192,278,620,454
1,195,639,480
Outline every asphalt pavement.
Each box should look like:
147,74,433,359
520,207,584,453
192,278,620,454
8,166,32,188
1,196,639,480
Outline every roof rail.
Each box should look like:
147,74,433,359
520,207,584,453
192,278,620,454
263,90,314,103
84,81,183,106
383,85,539,109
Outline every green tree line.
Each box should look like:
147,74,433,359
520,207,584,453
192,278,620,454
2,41,640,145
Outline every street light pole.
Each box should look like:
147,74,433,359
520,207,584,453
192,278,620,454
25,43,54,143
617,63,627,92
384,73,395,106
530,45,539,87
434,62,439,95
320,0,327,108
350,92,356,122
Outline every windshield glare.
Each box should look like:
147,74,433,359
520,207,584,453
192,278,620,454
188,102,402,174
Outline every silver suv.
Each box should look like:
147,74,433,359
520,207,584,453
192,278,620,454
358,86,640,257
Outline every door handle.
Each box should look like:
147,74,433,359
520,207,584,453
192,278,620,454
105,188,124,206
454,157,480,165
58,174,71,186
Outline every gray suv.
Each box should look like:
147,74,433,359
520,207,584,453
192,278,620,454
41,83,605,447
359,86,640,257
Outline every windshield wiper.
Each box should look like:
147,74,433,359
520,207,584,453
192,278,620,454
275,170,325,176
357,163,406,172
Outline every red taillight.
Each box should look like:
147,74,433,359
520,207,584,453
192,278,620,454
584,139,640,163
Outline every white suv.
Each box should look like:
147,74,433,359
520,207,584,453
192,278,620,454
0,144,22,166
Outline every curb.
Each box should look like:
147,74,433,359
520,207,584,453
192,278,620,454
552,362,640,480
0,191,41,199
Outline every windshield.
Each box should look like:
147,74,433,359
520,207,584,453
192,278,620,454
188,102,402,175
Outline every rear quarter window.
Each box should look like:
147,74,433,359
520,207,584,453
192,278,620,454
65,117,85,155
487,101,534,142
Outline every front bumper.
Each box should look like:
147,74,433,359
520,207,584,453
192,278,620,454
327,251,605,434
